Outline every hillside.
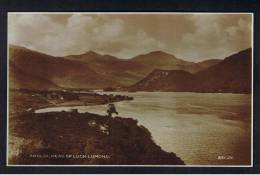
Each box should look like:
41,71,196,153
131,51,200,73
129,48,252,93
131,51,192,68
66,51,149,86
130,69,196,91
9,61,60,90
195,48,252,93
9,112,184,165
9,45,117,89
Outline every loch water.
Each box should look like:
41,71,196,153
36,92,252,165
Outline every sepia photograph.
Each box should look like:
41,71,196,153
7,12,253,166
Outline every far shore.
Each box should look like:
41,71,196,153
9,89,133,116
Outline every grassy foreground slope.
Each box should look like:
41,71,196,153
9,112,184,165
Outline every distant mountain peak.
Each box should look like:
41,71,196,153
83,50,101,56
132,50,177,60
79,51,120,60
66,50,103,60
147,50,175,57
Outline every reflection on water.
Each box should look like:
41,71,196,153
36,92,252,165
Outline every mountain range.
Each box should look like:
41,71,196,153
9,45,251,93
130,48,252,93
9,45,117,90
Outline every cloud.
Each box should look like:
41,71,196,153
8,13,165,59
8,13,252,61
176,14,252,60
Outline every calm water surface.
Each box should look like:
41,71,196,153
36,92,252,165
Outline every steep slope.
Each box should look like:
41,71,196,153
130,69,196,91
195,48,252,93
129,48,252,93
9,45,117,89
9,61,60,90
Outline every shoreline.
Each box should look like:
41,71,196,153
9,89,133,116
8,89,185,165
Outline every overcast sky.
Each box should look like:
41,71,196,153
8,13,252,62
